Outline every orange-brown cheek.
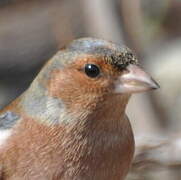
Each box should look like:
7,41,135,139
46,69,112,112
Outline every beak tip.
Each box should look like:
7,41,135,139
150,78,160,90
152,85,160,90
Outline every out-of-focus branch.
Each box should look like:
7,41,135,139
118,0,145,56
80,0,124,43
127,135,181,180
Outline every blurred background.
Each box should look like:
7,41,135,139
0,0,180,179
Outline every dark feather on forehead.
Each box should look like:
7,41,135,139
105,50,138,70
68,38,138,70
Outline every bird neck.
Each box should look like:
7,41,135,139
18,79,65,125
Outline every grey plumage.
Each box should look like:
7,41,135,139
0,111,19,130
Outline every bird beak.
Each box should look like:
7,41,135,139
114,64,160,94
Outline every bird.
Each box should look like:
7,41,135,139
0,38,159,180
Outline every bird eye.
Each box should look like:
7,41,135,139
84,64,100,78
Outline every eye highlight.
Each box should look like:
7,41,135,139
84,64,100,78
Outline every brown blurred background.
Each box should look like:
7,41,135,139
0,0,181,179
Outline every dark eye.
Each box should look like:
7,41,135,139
84,64,100,78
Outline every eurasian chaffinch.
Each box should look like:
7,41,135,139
0,38,159,180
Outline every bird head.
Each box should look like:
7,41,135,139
23,38,159,124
